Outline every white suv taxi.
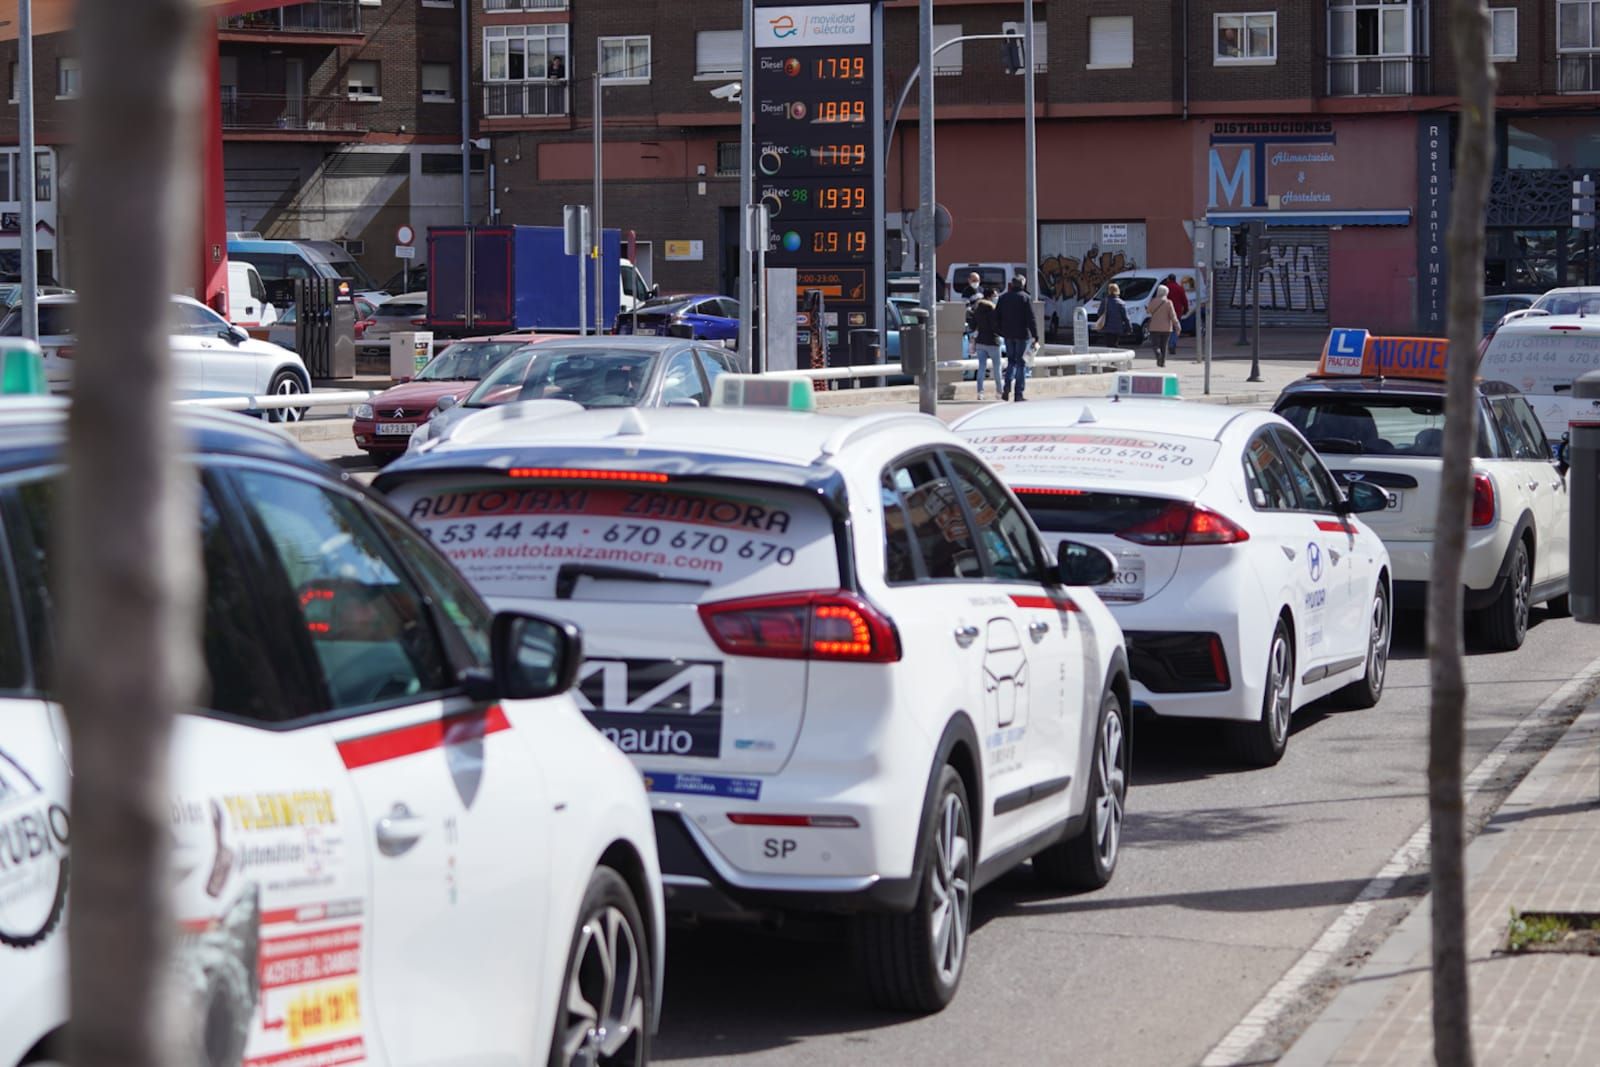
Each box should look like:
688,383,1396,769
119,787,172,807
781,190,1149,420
1274,329,1570,650
2,398,662,1067
378,378,1133,1013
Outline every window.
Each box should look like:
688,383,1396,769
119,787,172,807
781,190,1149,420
946,453,1047,583
370,510,491,670
1273,429,1342,512
55,57,79,99
1242,432,1299,511
34,151,50,202
484,24,569,82
170,300,228,338
1088,16,1134,69
695,29,742,78
885,456,982,581
881,478,918,584
1329,1,1413,58
695,348,732,392
347,59,381,99
238,471,452,713
660,350,708,407
1506,397,1553,460
0,518,28,693
421,62,454,102
932,24,964,75
1491,8,1518,60
600,35,651,83
1215,12,1277,64
1490,397,1550,460
1560,0,1600,50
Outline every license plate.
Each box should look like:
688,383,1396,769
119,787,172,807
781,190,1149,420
376,423,417,436
1101,557,1146,602
1384,490,1403,511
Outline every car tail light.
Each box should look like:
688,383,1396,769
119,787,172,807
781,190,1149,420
699,591,901,663
354,318,373,339
1208,635,1230,688
1472,473,1496,527
55,346,74,360
726,813,860,828
1117,501,1250,546
411,317,427,326
507,467,669,483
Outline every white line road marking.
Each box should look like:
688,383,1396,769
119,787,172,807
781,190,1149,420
1200,655,1600,1067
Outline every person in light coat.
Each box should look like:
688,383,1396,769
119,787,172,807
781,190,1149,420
1145,284,1179,368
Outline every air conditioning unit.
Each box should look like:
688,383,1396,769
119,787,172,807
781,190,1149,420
339,239,365,256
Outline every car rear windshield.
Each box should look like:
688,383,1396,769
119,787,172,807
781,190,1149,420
387,476,840,602
1016,491,1179,536
0,304,74,337
1532,291,1600,316
1274,395,1494,457
376,301,426,319
464,346,656,409
416,341,528,382
960,428,1219,485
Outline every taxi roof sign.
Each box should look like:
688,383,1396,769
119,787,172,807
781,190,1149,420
0,340,46,396
711,375,817,412
1316,329,1449,382
1111,371,1182,399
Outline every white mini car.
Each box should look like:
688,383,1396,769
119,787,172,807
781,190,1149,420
378,380,1133,1013
952,391,1394,767
1,401,662,1067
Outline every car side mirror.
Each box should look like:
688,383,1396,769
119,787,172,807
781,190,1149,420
466,611,582,701
1057,540,1118,587
666,397,701,408
221,326,248,345
1340,481,1389,515
436,394,457,412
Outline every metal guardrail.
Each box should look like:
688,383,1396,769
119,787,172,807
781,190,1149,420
763,348,1135,382
176,390,379,414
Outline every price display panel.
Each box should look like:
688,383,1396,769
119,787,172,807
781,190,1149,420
753,2,879,369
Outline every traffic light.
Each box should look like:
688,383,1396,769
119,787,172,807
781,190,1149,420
1575,175,1596,231
1232,228,1248,262
1001,22,1025,75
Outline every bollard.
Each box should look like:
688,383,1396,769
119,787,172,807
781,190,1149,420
1571,370,1600,622
1074,305,1089,354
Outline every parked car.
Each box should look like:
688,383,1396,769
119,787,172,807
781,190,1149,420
0,294,311,421
616,294,739,343
1479,312,1600,448
0,399,663,1067
1481,291,1536,336
353,333,550,458
378,381,1131,1014
359,291,429,356
1080,268,1205,345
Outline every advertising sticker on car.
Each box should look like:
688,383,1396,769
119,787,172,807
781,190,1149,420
962,431,1220,485
575,658,724,759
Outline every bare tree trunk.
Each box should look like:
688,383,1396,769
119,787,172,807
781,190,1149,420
1429,4,1496,1064
61,0,203,1063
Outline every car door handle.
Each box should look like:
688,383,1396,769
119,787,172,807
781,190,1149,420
1553,480,1566,491
954,625,980,648
375,803,425,857
1029,620,1050,640
1528,479,1540,492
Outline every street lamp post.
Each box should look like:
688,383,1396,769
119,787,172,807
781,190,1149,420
594,38,604,337
1023,2,1037,331
916,0,936,415
18,0,38,339
737,0,754,363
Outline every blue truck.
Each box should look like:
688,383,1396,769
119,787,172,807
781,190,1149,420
426,225,624,337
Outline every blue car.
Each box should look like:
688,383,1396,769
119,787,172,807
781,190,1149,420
616,293,740,342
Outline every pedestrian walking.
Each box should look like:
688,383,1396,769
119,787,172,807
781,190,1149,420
1093,282,1131,343
995,275,1038,401
970,287,1002,400
1145,284,1179,368
1163,274,1189,356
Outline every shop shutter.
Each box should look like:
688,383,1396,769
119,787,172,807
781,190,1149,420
1214,226,1329,329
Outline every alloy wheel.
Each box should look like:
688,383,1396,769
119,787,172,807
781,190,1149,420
928,791,972,987
1095,711,1126,869
558,905,646,1067
1513,549,1530,641
1268,632,1292,744
1368,590,1390,692
269,375,306,423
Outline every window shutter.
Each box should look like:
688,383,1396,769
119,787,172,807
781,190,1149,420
696,30,742,77
1089,16,1133,67
932,24,963,75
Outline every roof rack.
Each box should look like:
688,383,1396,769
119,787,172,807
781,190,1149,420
817,412,939,461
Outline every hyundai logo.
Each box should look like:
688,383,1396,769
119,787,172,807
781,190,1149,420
1307,541,1324,583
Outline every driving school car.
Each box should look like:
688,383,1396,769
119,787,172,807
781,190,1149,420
378,378,1132,1014
952,378,1393,767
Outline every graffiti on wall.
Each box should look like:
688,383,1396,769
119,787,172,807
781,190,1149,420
1227,242,1328,312
1040,248,1139,303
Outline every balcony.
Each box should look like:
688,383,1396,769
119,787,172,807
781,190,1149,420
484,0,570,11
220,2,363,40
481,81,570,119
220,91,368,138
1559,54,1600,93
1326,56,1430,96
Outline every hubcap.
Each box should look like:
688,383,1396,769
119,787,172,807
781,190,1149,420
1267,633,1292,742
272,377,305,422
928,792,972,986
558,905,646,1067
1368,591,1390,691
1095,711,1126,867
1514,550,1530,638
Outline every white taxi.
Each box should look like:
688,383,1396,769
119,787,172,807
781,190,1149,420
1275,329,1570,651
2,399,662,1067
952,375,1394,767
377,378,1133,1014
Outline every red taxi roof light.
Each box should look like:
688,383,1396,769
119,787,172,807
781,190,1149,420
507,467,670,483
1118,501,1249,546
699,591,901,663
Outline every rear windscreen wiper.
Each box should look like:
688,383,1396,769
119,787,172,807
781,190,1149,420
555,563,712,600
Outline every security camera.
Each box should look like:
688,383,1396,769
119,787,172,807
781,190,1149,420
709,83,742,102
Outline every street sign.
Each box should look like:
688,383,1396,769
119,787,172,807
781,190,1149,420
909,203,952,249
396,224,415,246
753,1,882,371
395,245,416,260
562,205,590,256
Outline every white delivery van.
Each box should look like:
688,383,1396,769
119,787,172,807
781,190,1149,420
1478,312,1600,450
1080,267,1206,343
226,259,278,328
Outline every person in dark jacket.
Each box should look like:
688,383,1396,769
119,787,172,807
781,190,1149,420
995,275,1038,401
970,287,1002,400
1093,282,1131,343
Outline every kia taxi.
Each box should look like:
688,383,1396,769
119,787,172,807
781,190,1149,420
952,374,1393,767
377,378,1132,1014
1,389,663,1067
1274,329,1570,650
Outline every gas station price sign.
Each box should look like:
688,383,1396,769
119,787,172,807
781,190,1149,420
753,2,881,367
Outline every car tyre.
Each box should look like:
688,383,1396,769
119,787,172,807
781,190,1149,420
1479,539,1531,651
1336,581,1391,709
1232,618,1294,767
1034,689,1127,891
855,765,972,1014
265,370,308,424
547,866,651,1067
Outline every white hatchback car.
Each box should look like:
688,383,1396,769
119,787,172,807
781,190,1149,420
1,401,662,1067
952,392,1393,767
378,382,1133,1013
0,294,312,419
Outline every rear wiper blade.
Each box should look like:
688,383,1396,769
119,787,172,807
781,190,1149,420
555,563,711,600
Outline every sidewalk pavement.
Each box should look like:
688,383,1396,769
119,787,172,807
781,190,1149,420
1280,699,1600,1066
